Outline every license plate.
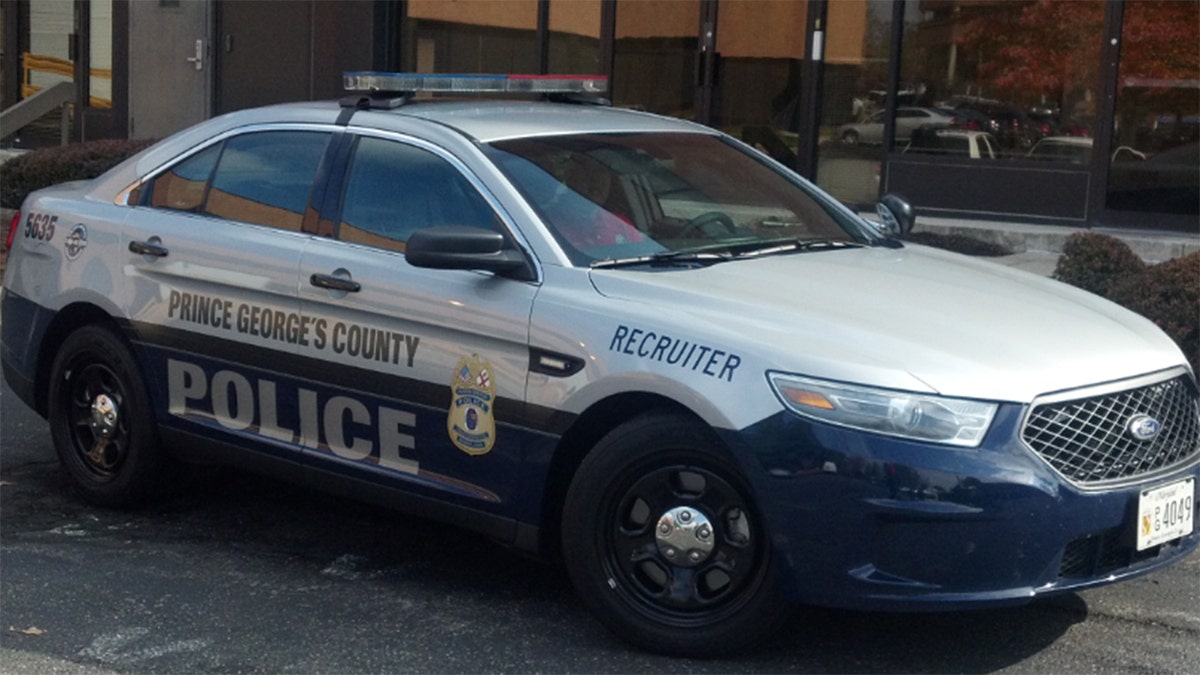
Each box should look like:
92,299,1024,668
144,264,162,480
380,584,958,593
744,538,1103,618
1136,478,1195,551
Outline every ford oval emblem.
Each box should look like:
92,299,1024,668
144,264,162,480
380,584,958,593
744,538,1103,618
1126,414,1161,441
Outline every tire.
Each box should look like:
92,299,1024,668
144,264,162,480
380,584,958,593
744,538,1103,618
48,325,166,506
562,411,787,657
841,129,859,145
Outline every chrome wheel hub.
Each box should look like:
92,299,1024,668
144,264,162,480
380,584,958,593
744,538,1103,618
655,506,715,567
89,393,119,438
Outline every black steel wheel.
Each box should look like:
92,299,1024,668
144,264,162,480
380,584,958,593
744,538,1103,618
562,411,787,657
48,325,165,506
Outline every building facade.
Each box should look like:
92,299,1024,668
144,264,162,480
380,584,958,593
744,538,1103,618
2,0,1197,232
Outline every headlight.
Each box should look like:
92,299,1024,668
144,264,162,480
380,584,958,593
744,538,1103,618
767,373,997,447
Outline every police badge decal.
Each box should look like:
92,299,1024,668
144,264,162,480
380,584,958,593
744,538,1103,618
448,354,497,455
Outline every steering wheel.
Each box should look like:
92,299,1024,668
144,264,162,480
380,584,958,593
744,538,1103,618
679,211,737,238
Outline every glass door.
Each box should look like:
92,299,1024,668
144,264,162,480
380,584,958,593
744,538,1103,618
814,0,895,205
709,0,810,168
1105,0,1198,223
611,0,701,118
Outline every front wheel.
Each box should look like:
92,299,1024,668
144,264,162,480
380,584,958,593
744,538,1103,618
562,412,787,656
48,325,166,506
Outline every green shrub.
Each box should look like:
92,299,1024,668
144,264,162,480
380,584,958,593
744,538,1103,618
1110,252,1200,374
1053,232,1147,298
1054,233,1199,374
0,138,154,209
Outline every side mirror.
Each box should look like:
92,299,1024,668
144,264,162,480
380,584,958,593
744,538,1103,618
874,193,916,237
405,226,535,281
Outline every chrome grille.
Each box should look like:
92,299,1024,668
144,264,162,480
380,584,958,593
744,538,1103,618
1021,373,1200,485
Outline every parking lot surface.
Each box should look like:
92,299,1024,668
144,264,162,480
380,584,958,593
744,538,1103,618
2,377,1197,673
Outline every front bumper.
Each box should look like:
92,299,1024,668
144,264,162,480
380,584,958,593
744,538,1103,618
729,403,1199,611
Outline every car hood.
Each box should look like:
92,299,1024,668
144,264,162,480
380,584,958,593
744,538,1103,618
588,244,1186,403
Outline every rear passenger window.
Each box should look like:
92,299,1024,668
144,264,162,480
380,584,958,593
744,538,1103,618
143,130,331,232
338,136,500,252
147,144,220,211
205,131,331,231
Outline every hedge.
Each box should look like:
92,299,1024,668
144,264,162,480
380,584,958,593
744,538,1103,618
1054,232,1199,374
1,138,154,209
1052,231,1147,298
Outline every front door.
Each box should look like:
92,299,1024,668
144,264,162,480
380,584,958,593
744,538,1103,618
298,132,539,520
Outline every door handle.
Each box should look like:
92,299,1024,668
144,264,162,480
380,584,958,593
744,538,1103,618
129,240,169,257
309,273,361,293
186,39,204,71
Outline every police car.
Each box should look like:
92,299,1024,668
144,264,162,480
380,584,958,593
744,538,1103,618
2,73,1197,657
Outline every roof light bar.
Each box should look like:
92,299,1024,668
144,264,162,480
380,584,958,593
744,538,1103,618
343,72,609,95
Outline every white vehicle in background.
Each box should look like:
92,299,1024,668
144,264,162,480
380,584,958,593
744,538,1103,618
1028,136,1147,164
904,128,998,159
838,107,956,145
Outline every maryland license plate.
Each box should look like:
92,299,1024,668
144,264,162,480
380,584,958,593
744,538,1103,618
1137,478,1195,551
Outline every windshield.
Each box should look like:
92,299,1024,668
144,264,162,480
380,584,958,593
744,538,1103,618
485,132,870,266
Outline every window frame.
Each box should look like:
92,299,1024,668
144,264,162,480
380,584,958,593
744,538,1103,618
127,123,340,235
326,128,534,263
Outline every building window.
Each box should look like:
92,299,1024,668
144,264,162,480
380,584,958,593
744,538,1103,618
1106,0,1199,216
900,0,1104,159
612,0,699,117
712,0,808,169
402,0,538,74
816,0,895,205
548,0,602,74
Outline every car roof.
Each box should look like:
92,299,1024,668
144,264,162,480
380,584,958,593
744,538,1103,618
124,99,716,182
100,98,722,200
388,100,715,143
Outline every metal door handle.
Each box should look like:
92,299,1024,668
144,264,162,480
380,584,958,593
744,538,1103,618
186,39,204,71
129,240,169,257
309,273,361,293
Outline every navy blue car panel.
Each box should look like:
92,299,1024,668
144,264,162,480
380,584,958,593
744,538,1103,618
730,408,1199,610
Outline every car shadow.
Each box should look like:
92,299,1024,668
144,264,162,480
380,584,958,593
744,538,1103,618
748,596,1088,672
1,424,1089,673
170,467,1087,671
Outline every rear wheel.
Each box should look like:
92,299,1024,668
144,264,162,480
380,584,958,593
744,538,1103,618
562,411,787,657
48,325,166,506
841,129,859,145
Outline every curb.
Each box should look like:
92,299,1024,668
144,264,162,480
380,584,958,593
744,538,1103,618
912,215,1200,264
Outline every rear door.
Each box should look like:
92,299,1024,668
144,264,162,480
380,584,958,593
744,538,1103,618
128,0,211,139
298,131,539,520
122,127,335,457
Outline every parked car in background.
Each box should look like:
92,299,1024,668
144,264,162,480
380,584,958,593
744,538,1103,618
953,101,1041,152
838,107,954,145
904,128,998,159
941,107,991,133
1108,141,1199,214
1027,136,1147,164
1027,107,1061,138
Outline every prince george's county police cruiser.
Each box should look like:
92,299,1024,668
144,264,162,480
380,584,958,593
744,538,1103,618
2,73,1196,657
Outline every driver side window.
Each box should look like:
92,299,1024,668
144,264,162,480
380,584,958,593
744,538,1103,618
337,136,500,253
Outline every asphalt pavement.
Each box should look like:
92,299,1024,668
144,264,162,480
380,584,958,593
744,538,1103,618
3,374,1200,673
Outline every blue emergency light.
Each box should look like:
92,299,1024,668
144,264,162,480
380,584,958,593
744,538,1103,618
343,72,609,95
